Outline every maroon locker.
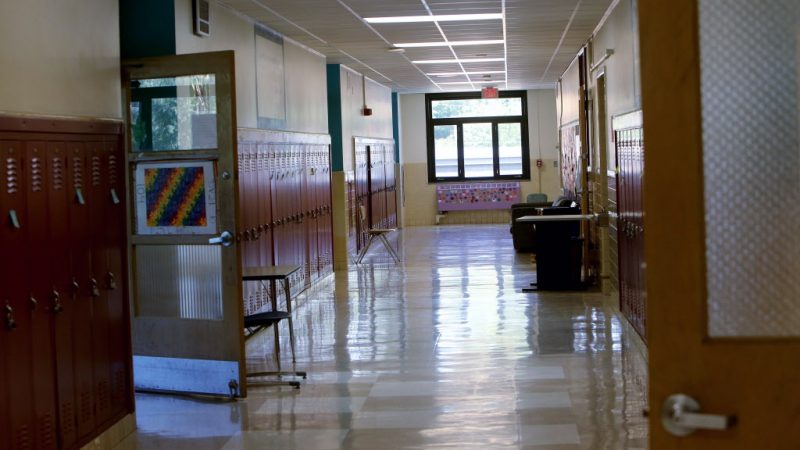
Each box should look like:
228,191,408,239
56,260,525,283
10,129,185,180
0,138,7,450
48,142,78,448
66,143,96,440
25,142,59,450
238,144,255,312
385,145,397,228
103,140,130,418
308,148,320,282
88,142,113,427
321,145,333,272
354,144,369,250
257,144,273,268
271,146,286,267
1,141,36,450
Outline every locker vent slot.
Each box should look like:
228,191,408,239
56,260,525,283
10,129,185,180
60,403,75,437
71,156,83,189
31,156,43,192
79,391,93,424
52,157,64,191
37,413,55,448
6,157,18,194
108,154,118,185
15,424,31,449
91,156,102,187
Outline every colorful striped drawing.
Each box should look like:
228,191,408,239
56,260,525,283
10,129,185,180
144,166,207,227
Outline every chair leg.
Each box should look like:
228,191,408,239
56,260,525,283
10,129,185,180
284,279,297,366
356,235,377,263
378,234,400,262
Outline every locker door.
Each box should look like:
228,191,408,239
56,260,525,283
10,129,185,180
67,143,96,439
238,145,256,313
47,142,78,448
322,146,333,271
305,147,317,283
88,142,113,426
258,145,273,267
103,140,130,418
271,146,284,265
1,141,35,450
25,141,59,450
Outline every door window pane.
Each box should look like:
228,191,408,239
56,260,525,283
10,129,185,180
130,74,217,152
498,123,523,175
463,123,494,178
434,125,458,177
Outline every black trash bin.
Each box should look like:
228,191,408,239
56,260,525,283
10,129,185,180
533,206,584,290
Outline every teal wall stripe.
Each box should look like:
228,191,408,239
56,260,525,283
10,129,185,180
391,92,400,163
120,0,176,59
327,64,344,172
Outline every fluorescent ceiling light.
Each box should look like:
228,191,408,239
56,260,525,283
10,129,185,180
427,71,506,76
394,40,504,48
364,13,503,24
413,58,505,64
437,80,505,85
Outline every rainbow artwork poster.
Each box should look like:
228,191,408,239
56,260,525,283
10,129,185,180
134,161,217,235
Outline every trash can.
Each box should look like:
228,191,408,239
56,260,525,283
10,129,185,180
533,206,584,290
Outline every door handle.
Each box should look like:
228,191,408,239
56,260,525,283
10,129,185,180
662,394,736,436
208,231,234,247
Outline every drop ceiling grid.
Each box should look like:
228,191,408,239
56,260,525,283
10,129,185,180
221,0,616,92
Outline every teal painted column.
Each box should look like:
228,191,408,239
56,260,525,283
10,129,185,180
392,92,400,163
326,64,344,172
119,0,176,59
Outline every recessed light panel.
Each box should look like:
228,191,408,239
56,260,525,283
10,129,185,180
394,40,504,48
364,13,503,24
413,58,505,64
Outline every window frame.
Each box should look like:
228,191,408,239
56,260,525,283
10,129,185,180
425,90,530,183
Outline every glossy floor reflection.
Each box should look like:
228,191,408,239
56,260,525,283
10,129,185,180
119,225,648,449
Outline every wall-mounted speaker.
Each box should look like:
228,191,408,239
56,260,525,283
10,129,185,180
193,0,210,37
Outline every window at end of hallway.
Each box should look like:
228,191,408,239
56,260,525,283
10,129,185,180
425,91,530,183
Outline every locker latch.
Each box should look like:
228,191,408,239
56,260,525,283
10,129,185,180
110,188,120,205
90,278,100,297
5,302,16,331
75,188,85,205
107,272,116,290
29,295,37,311
71,278,80,294
52,290,63,314
8,209,20,229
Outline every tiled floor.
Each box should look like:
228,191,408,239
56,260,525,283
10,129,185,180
117,225,648,449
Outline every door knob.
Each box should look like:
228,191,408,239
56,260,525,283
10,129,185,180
208,231,234,247
662,394,736,436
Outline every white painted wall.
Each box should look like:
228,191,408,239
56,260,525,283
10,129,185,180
0,0,121,118
174,0,327,133
339,66,393,171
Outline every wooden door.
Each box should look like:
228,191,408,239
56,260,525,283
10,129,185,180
641,0,800,447
123,51,245,397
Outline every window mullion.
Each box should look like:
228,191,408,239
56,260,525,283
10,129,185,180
457,123,465,179
492,122,500,177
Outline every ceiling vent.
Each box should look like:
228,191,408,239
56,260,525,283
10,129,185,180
193,0,211,37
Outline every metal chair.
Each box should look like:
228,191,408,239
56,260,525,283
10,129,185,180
355,205,400,263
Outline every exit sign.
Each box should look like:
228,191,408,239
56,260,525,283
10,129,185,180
481,87,499,99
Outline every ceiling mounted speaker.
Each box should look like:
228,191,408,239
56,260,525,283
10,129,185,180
193,0,211,37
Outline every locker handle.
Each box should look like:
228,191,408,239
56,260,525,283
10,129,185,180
5,302,16,331
75,188,86,205
52,290,63,314
110,188,120,205
29,295,37,311
107,272,117,290
71,278,80,294
8,209,20,229
90,278,100,297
